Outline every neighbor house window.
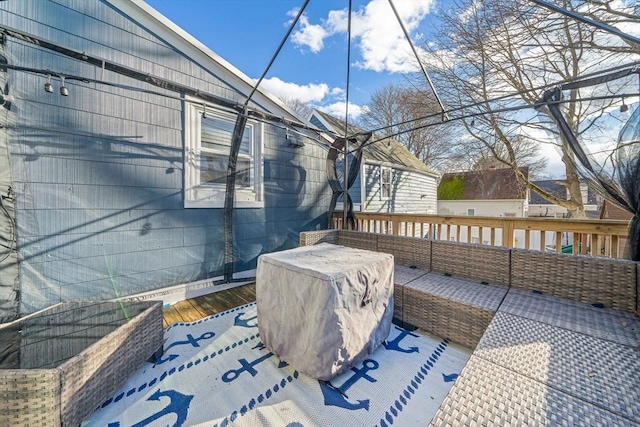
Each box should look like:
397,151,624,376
467,208,475,216
185,103,263,208
381,167,391,199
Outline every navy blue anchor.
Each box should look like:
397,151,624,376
383,327,419,353
319,359,379,411
222,351,274,382
156,331,216,364
234,312,258,328
107,389,193,427
442,373,459,382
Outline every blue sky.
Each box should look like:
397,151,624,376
145,0,448,119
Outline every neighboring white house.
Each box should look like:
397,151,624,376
309,110,440,214
437,167,529,218
528,180,601,218
436,167,530,245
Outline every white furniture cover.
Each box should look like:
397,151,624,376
256,243,394,380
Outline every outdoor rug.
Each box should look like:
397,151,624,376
84,302,470,427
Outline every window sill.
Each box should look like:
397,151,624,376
185,188,264,209
185,199,264,209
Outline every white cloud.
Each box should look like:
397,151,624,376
320,101,366,119
256,77,329,103
290,11,330,53
255,77,365,119
459,0,481,25
288,0,435,73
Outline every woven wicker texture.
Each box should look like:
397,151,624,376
59,302,163,427
429,356,633,427
393,265,429,321
299,230,338,247
405,273,507,311
637,262,639,314
0,301,162,427
378,234,431,271
337,230,379,251
394,265,429,286
500,288,640,348
476,312,640,423
431,241,510,286
0,370,61,426
511,249,637,312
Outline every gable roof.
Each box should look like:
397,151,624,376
439,168,529,200
310,109,438,177
529,180,567,205
111,0,303,122
530,180,599,205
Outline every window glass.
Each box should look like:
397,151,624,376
199,154,250,187
381,168,391,198
201,116,251,156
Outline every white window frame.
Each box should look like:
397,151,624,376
380,167,391,199
184,102,263,208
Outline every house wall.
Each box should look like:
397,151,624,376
363,163,437,214
0,0,331,314
438,200,527,217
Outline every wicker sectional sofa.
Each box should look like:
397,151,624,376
300,229,640,425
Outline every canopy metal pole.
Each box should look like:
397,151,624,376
343,0,353,230
530,0,640,46
224,0,310,281
388,0,449,120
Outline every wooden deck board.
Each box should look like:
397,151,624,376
163,283,256,327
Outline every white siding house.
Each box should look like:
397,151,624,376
437,168,529,218
309,110,440,215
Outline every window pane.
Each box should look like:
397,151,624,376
199,153,250,188
201,116,251,155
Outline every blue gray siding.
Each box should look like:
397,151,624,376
0,0,331,313
364,164,437,214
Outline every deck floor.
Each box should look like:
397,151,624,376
162,283,256,328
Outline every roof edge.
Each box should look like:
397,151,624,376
111,0,304,122
365,159,440,179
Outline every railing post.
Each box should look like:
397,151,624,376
502,220,514,248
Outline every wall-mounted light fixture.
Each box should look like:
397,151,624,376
286,129,305,148
59,76,69,96
44,74,53,93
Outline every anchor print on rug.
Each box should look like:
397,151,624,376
442,373,459,382
222,342,287,383
319,359,379,411
107,389,193,427
156,331,216,365
234,311,258,328
383,326,420,354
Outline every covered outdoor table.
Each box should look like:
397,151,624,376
256,243,394,380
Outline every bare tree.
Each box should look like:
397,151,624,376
280,97,313,120
423,0,638,217
358,83,464,172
